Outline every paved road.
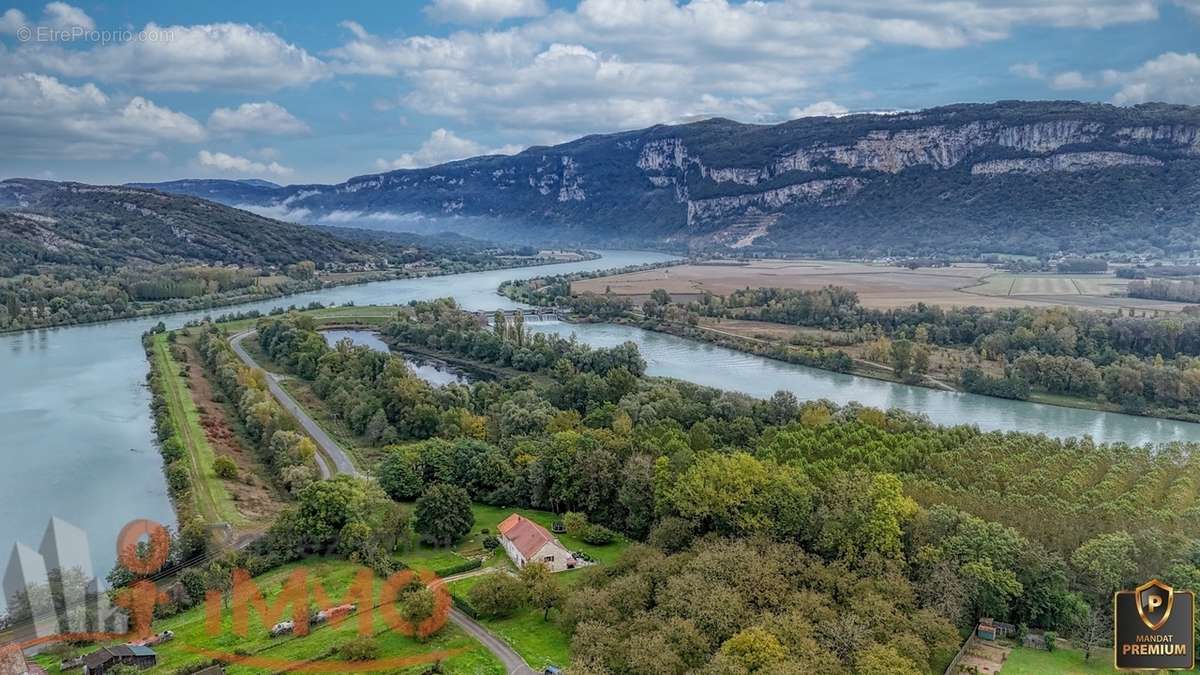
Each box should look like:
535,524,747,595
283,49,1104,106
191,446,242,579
230,330,535,673
229,330,357,478
450,607,535,675
437,569,536,675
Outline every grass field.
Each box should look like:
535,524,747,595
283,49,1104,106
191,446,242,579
1000,646,1117,674
31,558,503,675
396,503,631,574
152,333,244,527
448,573,578,672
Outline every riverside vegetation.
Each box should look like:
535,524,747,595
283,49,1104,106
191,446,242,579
0,178,589,332
504,272,1200,422
89,299,1200,673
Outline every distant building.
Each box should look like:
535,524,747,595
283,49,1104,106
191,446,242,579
81,645,156,675
497,514,576,573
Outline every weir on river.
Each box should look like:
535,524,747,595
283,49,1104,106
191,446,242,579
2,249,1198,585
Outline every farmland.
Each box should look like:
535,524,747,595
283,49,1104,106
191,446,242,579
573,260,1189,314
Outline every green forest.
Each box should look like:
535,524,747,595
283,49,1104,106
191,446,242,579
108,302,1200,673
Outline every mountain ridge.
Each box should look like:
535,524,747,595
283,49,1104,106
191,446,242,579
131,100,1200,256
0,178,432,275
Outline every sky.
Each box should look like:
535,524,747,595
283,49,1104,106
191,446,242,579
0,0,1197,185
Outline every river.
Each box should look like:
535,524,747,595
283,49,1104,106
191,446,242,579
2,249,1198,591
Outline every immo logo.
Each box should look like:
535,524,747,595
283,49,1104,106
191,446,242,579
3,519,461,671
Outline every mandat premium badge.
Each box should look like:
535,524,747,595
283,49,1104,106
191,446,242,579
1114,579,1195,671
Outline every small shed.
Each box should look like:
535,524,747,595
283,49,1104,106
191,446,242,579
976,617,997,641
82,645,157,674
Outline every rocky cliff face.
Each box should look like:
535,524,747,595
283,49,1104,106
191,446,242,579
136,101,1200,256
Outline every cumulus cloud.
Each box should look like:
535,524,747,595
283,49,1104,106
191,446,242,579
374,129,521,170
0,2,93,35
1049,70,1095,89
42,2,93,30
208,101,309,134
9,22,327,91
425,0,547,24
329,0,1160,139
197,149,293,176
1103,51,1200,104
1009,62,1044,79
0,73,204,158
789,100,849,118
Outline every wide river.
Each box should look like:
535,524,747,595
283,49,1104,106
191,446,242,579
3,250,1199,587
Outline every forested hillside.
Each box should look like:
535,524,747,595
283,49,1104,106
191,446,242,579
138,101,1200,257
0,179,405,275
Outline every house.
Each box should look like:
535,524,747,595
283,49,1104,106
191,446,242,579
81,645,156,674
497,514,576,573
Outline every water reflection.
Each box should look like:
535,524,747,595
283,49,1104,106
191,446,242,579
320,329,472,387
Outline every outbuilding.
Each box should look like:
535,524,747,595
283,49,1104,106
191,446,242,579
82,645,157,674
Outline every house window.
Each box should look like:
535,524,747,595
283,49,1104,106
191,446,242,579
544,555,554,562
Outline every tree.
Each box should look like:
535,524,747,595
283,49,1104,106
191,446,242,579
521,563,564,621
400,588,437,639
469,573,528,618
378,450,423,501
1071,604,1109,661
414,483,474,547
719,627,787,671
1071,532,1137,597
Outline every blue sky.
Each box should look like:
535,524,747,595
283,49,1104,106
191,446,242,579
0,0,1197,185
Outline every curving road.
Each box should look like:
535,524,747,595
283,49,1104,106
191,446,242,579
229,329,536,674
229,330,356,478
437,569,537,675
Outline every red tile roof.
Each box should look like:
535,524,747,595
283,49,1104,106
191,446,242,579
498,514,555,560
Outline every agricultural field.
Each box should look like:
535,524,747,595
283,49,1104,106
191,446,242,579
574,260,1189,313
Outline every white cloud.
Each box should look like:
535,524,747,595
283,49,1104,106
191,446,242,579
425,0,547,24
197,149,293,176
1049,70,1094,89
208,101,310,134
1009,62,1044,79
1173,0,1200,15
789,100,849,118
329,0,1158,139
1103,52,1200,104
10,22,327,91
374,128,520,170
0,73,205,158
0,3,92,35
42,2,93,30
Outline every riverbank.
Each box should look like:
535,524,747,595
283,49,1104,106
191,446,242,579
0,250,600,336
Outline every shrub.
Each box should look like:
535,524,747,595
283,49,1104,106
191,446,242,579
434,558,482,577
1043,631,1058,652
482,535,500,551
166,462,191,496
339,637,379,661
213,456,238,479
562,511,588,535
581,523,617,545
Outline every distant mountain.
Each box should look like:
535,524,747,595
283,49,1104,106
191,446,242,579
0,178,421,275
135,101,1200,257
